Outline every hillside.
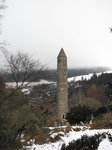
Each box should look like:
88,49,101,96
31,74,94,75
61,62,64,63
24,126,112,150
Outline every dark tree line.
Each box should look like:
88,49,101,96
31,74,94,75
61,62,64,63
80,73,112,86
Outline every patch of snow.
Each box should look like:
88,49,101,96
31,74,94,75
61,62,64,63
21,88,30,94
48,126,67,130
6,80,55,88
68,73,93,82
21,139,25,143
98,138,112,150
50,131,65,139
50,133,59,139
48,125,90,130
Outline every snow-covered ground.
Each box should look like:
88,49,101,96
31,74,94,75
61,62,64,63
24,128,112,150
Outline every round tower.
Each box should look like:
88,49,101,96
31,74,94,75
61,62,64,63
57,48,68,121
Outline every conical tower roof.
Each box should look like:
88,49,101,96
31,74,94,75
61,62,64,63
58,48,67,58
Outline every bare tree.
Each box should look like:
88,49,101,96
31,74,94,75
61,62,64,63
0,0,6,12
0,50,46,104
0,0,6,24
3,50,45,85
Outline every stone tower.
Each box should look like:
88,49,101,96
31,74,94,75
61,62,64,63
57,48,68,121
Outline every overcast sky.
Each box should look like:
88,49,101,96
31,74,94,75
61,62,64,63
1,0,112,69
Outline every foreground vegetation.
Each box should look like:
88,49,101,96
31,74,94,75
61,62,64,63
0,50,112,149
0,51,57,149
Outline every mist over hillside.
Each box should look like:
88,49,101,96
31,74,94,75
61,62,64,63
2,66,111,82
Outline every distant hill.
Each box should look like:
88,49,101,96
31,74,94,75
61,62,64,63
49,67,111,81
2,66,111,82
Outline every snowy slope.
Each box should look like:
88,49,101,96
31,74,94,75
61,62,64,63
24,128,112,150
67,70,112,82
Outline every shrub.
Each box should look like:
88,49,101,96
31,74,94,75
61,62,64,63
92,112,112,129
61,133,109,150
66,105,92,125
94,106,108,117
